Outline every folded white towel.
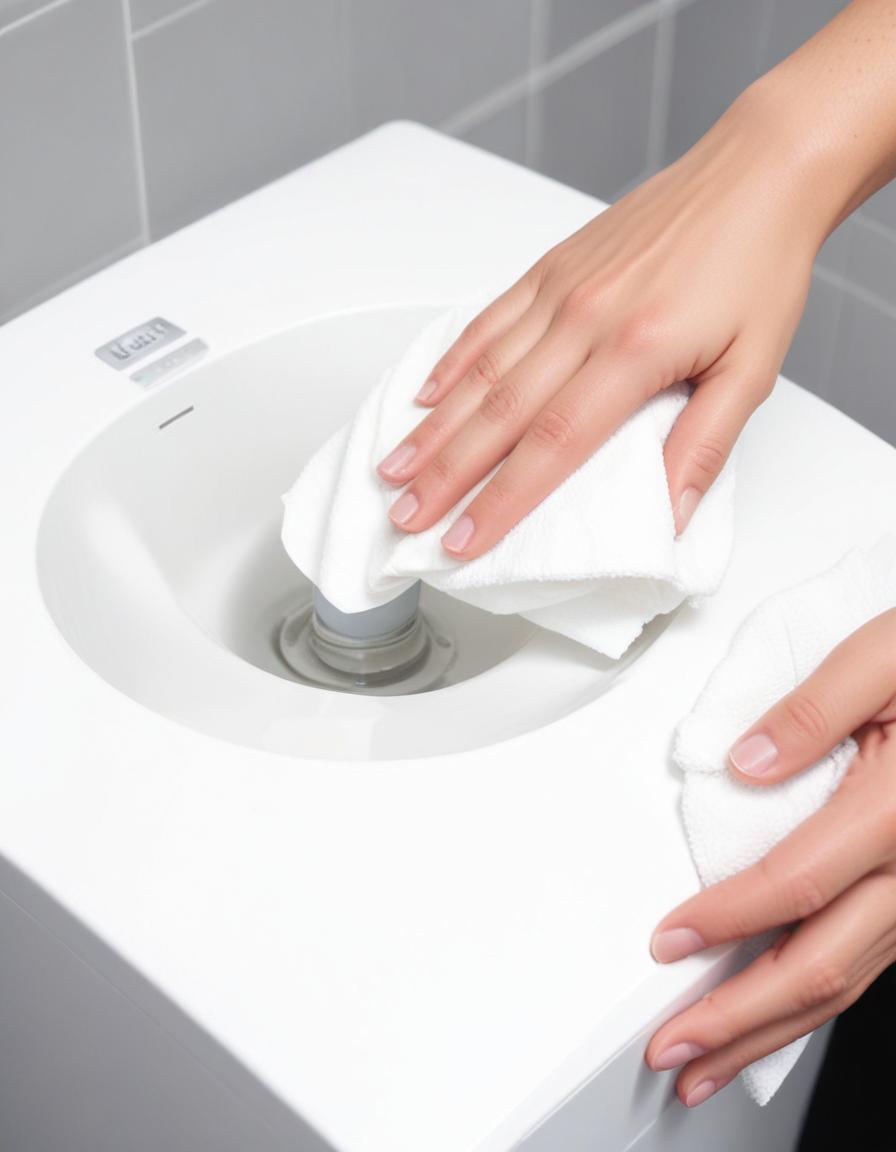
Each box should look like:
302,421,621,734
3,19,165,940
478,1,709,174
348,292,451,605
675,533,896,1105
282,306,736,657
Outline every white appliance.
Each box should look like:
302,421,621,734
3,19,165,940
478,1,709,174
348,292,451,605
3,123,894,1152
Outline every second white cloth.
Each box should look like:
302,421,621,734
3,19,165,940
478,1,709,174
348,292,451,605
282,305,736,658
674,534,896,1105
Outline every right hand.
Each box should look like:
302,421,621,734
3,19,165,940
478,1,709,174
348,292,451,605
377,82,832,557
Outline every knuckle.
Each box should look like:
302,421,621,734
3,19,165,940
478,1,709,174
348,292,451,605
477,472,514,514
881,609,896,676
480,379,524,427
782,691,831,745
527,408,578,452
612,310,665,358
786,868,828,921
470,348,503,390
689,437,728,484
422,406,450,441
796,961,848,1010
427,453,456,488
699,990,738,1041
462,310,494,346
523,260,546,295
873,794,896,848
560,280,606,322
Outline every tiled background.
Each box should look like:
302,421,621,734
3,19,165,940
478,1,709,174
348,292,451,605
1,0,893,442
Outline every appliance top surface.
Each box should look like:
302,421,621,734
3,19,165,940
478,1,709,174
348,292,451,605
3,123,896,1152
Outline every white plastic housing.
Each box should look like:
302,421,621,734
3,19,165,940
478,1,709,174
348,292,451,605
3,124,896,1152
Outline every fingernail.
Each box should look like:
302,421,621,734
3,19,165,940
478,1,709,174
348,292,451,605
675,486,701,535
415,378,438,403
652,1042,707,1072
651,927,706,963
441,514,475,554
389,491,419,527
685,1079,718,1108
378,443,416,477
729,732,778,777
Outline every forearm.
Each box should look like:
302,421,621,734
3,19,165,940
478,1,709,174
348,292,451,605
713,0,896,251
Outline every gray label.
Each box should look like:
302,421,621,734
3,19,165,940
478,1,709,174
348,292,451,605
95,317,185,369
130,338,208,387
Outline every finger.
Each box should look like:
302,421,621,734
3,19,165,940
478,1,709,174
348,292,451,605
671,873,896,1107
647,869,896,1073
649,765,892,960
415,267,542,406
662,360,773,535
388,324,589,532
439,349,660,559
376,303,552,486
727,608,896,784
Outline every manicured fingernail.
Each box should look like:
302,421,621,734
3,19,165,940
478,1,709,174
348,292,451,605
389,491,419,527
675,486,701,535
685,1079,717,1108
441,514,475,554
651,927,706,963
415,378,438,403
729,732,778,777
652,1042,707,1072
378,443,416,477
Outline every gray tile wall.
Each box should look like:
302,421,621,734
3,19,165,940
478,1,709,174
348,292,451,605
1,0,892,445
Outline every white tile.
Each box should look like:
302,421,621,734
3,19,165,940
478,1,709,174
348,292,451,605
846,217,896,309
130,0,196,34
782,272,843,399
535,24,656,201
664,0,767,164
761,0,845,69
459,100,528,165
135,0,350,239
0,0,143,320
544,0,635,57
829,294,896,447
862,182,896,233
816,217,854,276
0,0,52,31
348,0,531,133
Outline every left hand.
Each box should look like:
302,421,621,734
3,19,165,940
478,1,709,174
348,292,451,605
645,610,896,1108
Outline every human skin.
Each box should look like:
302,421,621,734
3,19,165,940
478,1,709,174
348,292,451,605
376,0,896,552
375,0,896,1108
645,610,896,1107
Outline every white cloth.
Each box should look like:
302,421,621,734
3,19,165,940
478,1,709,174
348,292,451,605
674,534,896,1105
282,305,736,658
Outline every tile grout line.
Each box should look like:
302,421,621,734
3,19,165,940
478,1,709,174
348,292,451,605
443,0,698,140
814,263,896,324
0,0,72,40
131,0,217,41
122,0,151,245
853,209,896,244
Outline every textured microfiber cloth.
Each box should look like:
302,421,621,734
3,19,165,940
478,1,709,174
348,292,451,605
282,305,736,658
674,533,896,1104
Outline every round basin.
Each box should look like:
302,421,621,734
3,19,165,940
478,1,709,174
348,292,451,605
37,306,671,761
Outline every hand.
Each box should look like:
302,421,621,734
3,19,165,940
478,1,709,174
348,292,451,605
645,609,896,1108
376,83,828,556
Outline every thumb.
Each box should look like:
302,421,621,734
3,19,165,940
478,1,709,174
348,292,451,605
728,610,896,785
663,363,773,535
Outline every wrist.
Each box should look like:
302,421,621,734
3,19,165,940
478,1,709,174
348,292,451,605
733,6,896,249
724,75,850,255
